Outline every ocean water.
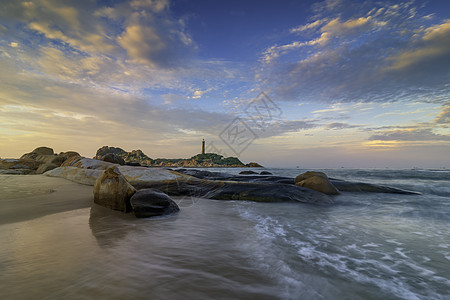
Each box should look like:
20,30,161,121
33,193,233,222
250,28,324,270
1,168,449,299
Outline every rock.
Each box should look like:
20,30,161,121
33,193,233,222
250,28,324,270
60,155,83,167
20,147,54,160
247,162,263,168
72,158,119,170
295,171,340,195
45,167,104,185
117,166,191,189
101,153,125,165
145,179,333,204
32,146,54,155
59,151,81,162
0,158,39,170
239,170,258,175
35,154,64,166
36,163,58,174
126,162,141,166
93,167,136,212
130,189,180,218
330,179,421,195
260,171,272,175
294,171,328,183
0,169,35,175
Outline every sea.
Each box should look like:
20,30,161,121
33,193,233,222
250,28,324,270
1,168,449,300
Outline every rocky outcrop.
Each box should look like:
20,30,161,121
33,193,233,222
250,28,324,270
239,170,258,175
4,147,75,175
93,167,136,212
71,158,119,170
294,171,340,195
130,189,179,218
260,171,272,175
145,179,333,204
95,146,153,166
20,146,54,159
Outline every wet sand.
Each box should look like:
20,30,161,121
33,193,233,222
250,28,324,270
0,175,93,225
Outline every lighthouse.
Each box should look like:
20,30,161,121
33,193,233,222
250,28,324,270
202,139,205,155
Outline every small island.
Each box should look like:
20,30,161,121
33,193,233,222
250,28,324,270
95,141,263,168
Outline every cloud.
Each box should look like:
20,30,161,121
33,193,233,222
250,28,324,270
435,105,450,125
1,0,195,69
188,88,212,99
324,122,360,130
118,25,167,66
385,19,450,72
258,1,450,104
291,19,327,33
369,128,450,141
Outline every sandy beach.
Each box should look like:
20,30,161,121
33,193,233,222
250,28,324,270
0,175,93,225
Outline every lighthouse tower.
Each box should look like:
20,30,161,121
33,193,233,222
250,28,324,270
202,139,205,155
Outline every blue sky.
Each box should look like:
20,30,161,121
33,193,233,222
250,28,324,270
0,0,449,168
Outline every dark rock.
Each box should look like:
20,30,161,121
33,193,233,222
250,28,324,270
260,171,272,175
130,189,180,218
175,168,418,195
247,162,263,167
126,162,141,166
239,170,258,175
145,179,333,204
101,153,126,165
330,179,421,195
175,169,229,179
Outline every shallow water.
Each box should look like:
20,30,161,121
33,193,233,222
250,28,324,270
1,168,449,299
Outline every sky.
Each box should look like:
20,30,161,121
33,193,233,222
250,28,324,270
0,0,449,168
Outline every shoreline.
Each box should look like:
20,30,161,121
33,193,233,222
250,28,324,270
0,175,93,225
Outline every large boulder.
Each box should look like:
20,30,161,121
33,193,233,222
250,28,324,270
93,167,136,212
20,146,54,160
117,166,190,189
130,189,180,218
60,155,83,167
59,151,81,162
295,171,340,195
72,158,118,170
100,153,125,165
45,167,104,185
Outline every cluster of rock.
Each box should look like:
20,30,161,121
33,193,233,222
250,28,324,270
93,166,179,218
0,146,80,175
3,146,419,219
95,146,153,166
